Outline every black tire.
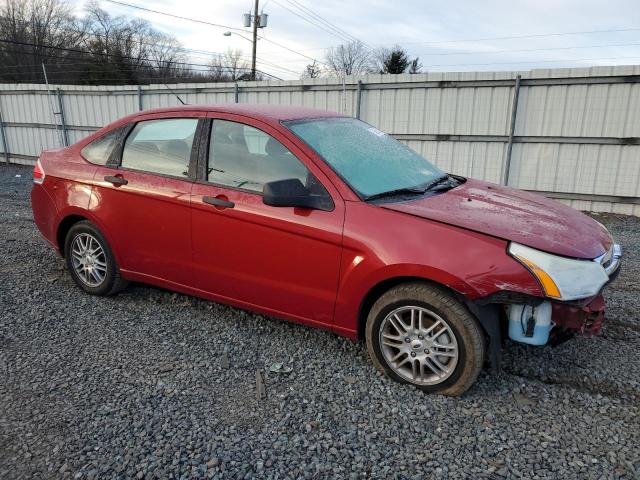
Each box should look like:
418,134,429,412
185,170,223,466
366,282,485,396
64,220,128,296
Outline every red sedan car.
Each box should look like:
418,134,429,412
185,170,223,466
31,104,621,395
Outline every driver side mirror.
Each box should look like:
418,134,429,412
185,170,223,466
263,178,334,212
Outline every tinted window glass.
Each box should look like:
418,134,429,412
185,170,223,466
208,120,310,192
121,118,198,177
81,128,122,165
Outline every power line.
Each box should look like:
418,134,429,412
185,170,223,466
55,25,302,75
424,55,640,69
103,0,246,33
397,27,640,46
102,1,303,76
257,32,327,66
260,26,640,55
0,65,264,78
283,0,370,49
270,0,358,47
0,38,282,79
102,0,327,67
414,41,640,57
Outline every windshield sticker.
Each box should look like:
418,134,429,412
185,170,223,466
367,127,386,137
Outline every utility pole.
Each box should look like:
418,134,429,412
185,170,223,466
251,0,259,80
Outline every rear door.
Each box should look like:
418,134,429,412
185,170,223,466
90,113,204,285
190,114,345,326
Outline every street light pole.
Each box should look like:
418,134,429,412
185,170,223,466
251,0,259,80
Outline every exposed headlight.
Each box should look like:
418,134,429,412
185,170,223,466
508,242,609,301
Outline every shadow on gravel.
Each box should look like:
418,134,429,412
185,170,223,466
503,368,640,403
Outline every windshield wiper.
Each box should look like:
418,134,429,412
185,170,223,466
364,186,428,202
364,175,463,202
422,174,453,191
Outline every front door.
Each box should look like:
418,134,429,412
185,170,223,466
190,116,344,326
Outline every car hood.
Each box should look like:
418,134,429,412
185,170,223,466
382,178,612,259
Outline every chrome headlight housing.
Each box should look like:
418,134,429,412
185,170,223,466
508,242,612,301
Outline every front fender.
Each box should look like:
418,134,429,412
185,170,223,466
332,201,543,337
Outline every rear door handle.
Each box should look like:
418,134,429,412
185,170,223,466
104,175,128,186
203,196,235,209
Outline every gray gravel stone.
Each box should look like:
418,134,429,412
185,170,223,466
1,164,639,479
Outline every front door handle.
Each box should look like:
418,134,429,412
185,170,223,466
104,175,128,186
203,196,235,209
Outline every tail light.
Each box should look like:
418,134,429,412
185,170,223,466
33,159,45,184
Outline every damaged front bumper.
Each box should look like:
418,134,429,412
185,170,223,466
551,294,606,335
474,243,622,345
552,243,622,336
467,244,621,369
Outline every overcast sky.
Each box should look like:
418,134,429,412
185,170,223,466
72,0,640,79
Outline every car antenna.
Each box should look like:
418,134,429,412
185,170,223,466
161,82,188,105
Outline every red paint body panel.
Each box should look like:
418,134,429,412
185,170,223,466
30,104,616,341
31,183,58,249
384,179,613,259
190,185,343,325
332,200,543,336
90,167,194,286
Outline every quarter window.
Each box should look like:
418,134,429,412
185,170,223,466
121,118,198,177
81,128,123,165
208,120,310,192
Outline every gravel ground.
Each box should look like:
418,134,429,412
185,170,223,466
1,163,639,479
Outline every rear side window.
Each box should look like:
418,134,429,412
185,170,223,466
208,120,309,192
121,118,198,178
81,128,122,165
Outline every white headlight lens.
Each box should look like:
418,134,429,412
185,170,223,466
508,242,609,301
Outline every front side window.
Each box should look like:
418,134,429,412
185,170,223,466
81,128,123,165
121,118,198,177
285,117,445,198
208,120,310,193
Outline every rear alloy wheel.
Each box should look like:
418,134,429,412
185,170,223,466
70,233,107,287
64,221,127,296
366,282,485,396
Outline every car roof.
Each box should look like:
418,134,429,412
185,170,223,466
132,104,345,122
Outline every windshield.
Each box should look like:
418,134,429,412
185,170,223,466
285,117,445,198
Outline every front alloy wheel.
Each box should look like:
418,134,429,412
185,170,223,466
366,282,485,396
379,306,459,386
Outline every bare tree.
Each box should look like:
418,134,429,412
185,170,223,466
408,57,422,74
325,41,370,77
0,0,85,82
82,2,187,84
224,48,250,80
0,0,253,85
208,54,231,82
302,61,322,78
209,48,253,81
146,30,187,78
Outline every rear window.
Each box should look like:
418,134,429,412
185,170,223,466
121,118,198,178
81,128,123,165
